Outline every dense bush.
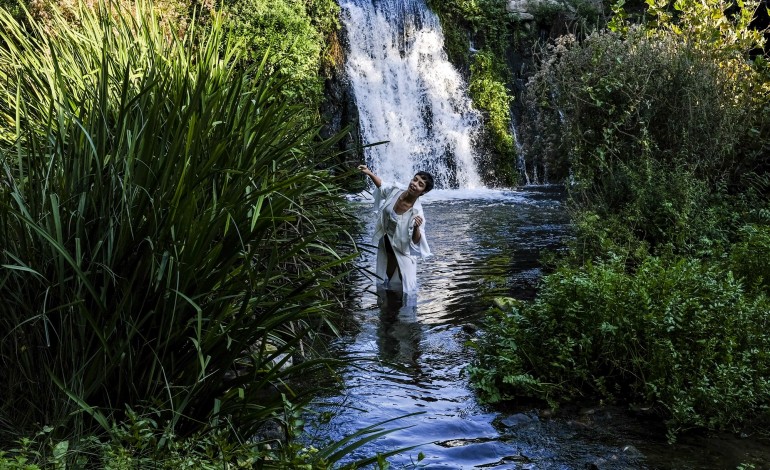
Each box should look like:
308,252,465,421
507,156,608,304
562,165,742,261
730,223,770,293
525,30,753,192
427,0,513,70
0,2,357,463
524,0,770,188
517,0,770,258
468,256,770,439
471,1,770,440
223,0,340,109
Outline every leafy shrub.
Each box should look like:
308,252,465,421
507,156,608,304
223,0,340,108
427,0,513,60
26,0,200,35
564,210,651,267
468,256,770,439
0,403,328,469
526,28,749,186
524,0,770,184
0,0,356,450
731,223,770,293
469,50,517,184
556,165,740,271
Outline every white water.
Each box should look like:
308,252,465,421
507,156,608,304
341,0,484,189
350,187,534,204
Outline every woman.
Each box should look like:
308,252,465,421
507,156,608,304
358,164,433,292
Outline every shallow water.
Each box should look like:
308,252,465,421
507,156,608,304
304,186,770,469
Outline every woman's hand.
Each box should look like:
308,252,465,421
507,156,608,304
358,164,381,188
411,215,423,243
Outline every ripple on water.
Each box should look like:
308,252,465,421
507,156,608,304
305,188,770,469
305,189,573,467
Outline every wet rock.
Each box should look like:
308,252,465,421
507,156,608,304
539,408,555,418
621,445,644,458
252,418,285,444
500,412,538,428
568,419,590,429
461,323,479,334
585,445,646,469
506,0,565,22
587,456,621,469
319,27,361,162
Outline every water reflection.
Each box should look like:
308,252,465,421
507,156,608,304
308,188,770,469
375,288,422,367
305,189,577,468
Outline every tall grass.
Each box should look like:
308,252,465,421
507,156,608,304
0,0,357,449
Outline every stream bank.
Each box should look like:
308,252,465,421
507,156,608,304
303,186,770,469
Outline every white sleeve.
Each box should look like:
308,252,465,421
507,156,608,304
408,210,432,258
373,182,397,213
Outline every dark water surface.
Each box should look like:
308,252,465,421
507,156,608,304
304,187,770,469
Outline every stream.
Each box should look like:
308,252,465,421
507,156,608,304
303,186,770,469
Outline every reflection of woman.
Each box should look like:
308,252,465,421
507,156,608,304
358,165,433,292
377,289,422,366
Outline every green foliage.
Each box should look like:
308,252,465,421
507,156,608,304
526,0,770,187
0,0,26,21
428,0,513,60
223,0,340,108
527,28,752,186
0,0,357,455
469,51,515,154
641,0,765,57
469,50,517,184
0,403,328,469
468,256,770,439
730,223,770,293
577,163,739,257
476,0,770,443
0,402,420,468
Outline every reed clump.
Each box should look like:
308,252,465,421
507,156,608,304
0,1,358,464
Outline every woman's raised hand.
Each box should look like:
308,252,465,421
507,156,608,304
413,216,423,228
358,164,382,188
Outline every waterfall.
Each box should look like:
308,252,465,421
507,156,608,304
340,0,484,189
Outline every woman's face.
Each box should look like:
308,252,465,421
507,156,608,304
408,174,428,196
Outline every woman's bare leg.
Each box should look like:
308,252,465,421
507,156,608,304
386,250,398,279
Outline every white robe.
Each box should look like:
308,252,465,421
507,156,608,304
371,183,432,292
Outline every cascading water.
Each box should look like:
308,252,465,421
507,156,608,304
341,0,484,189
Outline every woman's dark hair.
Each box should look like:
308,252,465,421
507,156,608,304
415,171,434,194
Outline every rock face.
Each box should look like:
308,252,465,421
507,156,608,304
319,27,362,163
319,67,359,154
506,0,561,21
506,0,604,24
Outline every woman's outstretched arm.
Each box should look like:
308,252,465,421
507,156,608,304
358,165,382,188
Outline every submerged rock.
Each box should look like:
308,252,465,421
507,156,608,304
499,412,539,428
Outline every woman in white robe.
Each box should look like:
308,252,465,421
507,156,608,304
358,165,433,292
